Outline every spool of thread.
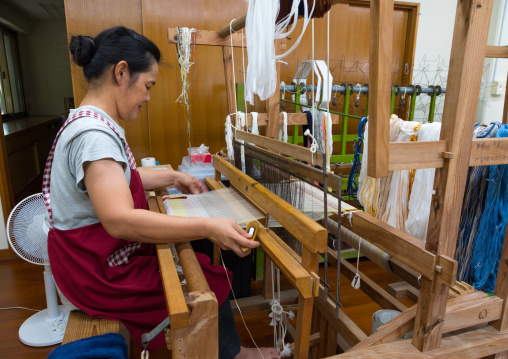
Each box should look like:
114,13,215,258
141,157,156,167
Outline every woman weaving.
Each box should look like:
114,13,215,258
44,26,278,359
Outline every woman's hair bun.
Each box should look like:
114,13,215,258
69,35,96,67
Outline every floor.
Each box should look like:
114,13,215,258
0,255,414,358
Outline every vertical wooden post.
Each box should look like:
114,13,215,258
223,46,237,118
0,113,14,231
367,0,393,178
294,295,313,359
503,71,508,125
266,40,282,139
412,0,493,352
492,222,508,359
171,290,218,358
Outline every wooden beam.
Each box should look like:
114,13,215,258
491,222,508,331
295,294,314,359
469,138,508,166
213,155,327,253
222,46,237,116
257,227,315,298
504,71,508,125
236,130,324,165
389,141,446,171
326,248,407,312
147,197,190,329
413,0,494,351
266,40,282,139
443,294,503,333
176,243,211,293
367,0,393,178
314,286,368,348
229,289,299,316
218,14,247,38
340,211,457,285
170,290,218,358
332,325,508,358
485,45,508,58
168,28,245,47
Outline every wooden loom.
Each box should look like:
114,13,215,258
155,0,508,358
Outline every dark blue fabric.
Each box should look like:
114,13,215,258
302,111,313,148
48,333,128,359
218,298,241,359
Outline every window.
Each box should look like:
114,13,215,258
0,26,25,118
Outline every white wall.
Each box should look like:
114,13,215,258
397,0,457,123
0,196,8,250
477,0,508,124
18,21,73,116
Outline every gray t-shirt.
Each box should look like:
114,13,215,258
50,105,131,230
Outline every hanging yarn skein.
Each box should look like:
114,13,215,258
455,122,502,282
244,0,316,104
405,122,442,242
357,121,380,216
470,124,508,292
176,27,196,150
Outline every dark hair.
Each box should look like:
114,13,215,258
69,26,161,82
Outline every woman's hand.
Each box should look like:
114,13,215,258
206,218,259,257
174,172,208,194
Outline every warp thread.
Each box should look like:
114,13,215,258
455,122,502,282
277,0,333,23
470,124,508,292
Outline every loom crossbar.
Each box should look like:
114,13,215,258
148,196,190,329
340,211,457,286
236,130,324,165
213,155,328,253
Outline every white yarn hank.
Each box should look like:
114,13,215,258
175,27,195,105
357,121,380,216
405,122,442,241
251,112,259,135
225,115,234,160
244,0,314,104
279,111,288,142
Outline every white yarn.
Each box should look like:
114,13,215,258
357,121,380,216
279,111,288,142
244,0,278,103
225,115,234,160
244,0,314,104
405,122,442,241
251,112,259,135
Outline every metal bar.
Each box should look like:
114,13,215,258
280,98,364,120
428,91,437,123
282,84,447,95
408,90,417,121
390,86,397,115
293,85,301,145
341,87,350,156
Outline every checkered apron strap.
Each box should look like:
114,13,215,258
42,110,138,227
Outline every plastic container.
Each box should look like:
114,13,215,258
371,310,413,338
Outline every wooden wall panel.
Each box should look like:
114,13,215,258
63,0,150,162
141,0,248,167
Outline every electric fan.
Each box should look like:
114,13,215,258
6,193,69,347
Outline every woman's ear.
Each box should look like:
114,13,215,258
113,61,129,85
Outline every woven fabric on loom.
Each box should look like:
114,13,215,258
163,185,354,228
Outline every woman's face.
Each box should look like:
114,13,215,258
117,61,159,122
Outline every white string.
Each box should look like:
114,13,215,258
219,249,265,359
241,28,248,126
225,115,234,160
0,306,40,312
230,20,238,116
279,111,288,142
303,129,318,165
251,112,259,135
326,10,332,171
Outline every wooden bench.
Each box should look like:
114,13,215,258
62,311,130,356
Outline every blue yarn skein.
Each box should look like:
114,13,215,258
471,124,508,292
455,122,502,282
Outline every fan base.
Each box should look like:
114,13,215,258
19,305,70,347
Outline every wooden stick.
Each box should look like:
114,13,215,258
413,0,494,351
389,141,446,171
367,0,393,178
147,197,190,329
176,243,211,293
222,46,237,116
213,155,327,253
485,45,508,58
469,137,508,166
266,40,282,139
168,28,245,47
218,14,247,38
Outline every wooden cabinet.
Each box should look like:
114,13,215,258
3,116,62,203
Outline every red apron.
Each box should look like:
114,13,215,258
43,109,231,350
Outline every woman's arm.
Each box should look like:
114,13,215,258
138,167,207,194
84,159,257,257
